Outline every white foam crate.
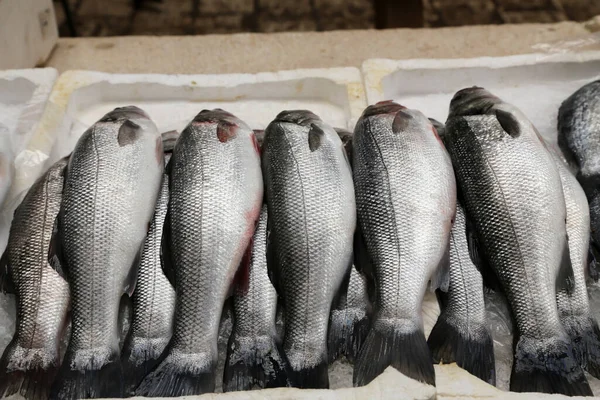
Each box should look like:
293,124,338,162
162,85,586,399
8,68,366,202
362,51,600,146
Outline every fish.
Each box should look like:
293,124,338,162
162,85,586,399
444,86,592,396
429,118,445,137
135,109,263,397
50,106,164,399
558,80,600,281
427,201,495,385
328,126,370,363
351,101,456,387
121,130,180,394
550,148,600,379
222,205,286,392
328,264,370,363
262,110,355,388
0,156,70,400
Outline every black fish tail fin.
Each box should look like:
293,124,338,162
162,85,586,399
121,336,170,395
328,308,370,362
50,351,124,399
0,341,60,400
134,351,216,397
427,311,495,385
353,318,435,387
511,335,592,396
562,315,600,379
286,357,329,389
223,334,288,392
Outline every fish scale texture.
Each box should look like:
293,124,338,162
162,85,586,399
0,158,70,400
262,114,355,385
135,110,263,397
446,115,565,339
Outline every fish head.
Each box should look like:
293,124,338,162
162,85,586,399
161,130,180,153
265,110,342,153
429,118,445,138
448,87,502,118
97,106,159,147
190,109,253,144
99,105,150,123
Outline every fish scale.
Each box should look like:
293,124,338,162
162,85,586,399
51,107,164,400
352,103,455,388
445,88,592,396
0,157,70,400
135,109,262,397
262,110,355,389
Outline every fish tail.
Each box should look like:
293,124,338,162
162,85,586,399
511,335,592,396
121,336,169,395
353,318,435,387
328,309,370,362
562,315,600,379
427,310,495,385
50,351,124,399
285,356,329,389
134,350,216,397
222,333,288,392
0,341,60,400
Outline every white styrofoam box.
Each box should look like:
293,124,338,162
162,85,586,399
362,51,600,146
0,0,58,69
8,67,365,201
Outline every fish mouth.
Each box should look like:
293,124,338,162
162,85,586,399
101,106,150,122
273,110,322,127
361,101,406,118
448,87,502,118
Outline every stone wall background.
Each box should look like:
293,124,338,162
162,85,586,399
53,0,600,37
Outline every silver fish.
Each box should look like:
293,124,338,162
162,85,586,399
445,87,592,396
0,131,13,209
558,80,600,281
550,148,600,379
427,201,495,385
329,126,370,363
0,157,70,400
121,131,179,394
223,205,286,392
262,110,355,388
51,106,164,399
352,101,455,387
135,109,263,397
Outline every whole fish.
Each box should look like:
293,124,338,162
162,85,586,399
445,87,592,396
135,109,263,397
121,130,179,394
558,80,600,281
0,157,70,400
427,201,495,385
550,148,600,379
262,110,355,388
223,205,286,392
352,101,456,387
50,106,164,399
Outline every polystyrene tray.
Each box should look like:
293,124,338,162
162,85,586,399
362,51,600,145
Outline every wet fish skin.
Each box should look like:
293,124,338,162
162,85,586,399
135,109,263,397
223,205,286,392
121,131,179,394
0,157,70,400
262,110,355,389
557,80,600,281
427,201,495,385
0,131,13,209
352,101,456,387
550,148,600,379
445,87,592,396
51,106,164,400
